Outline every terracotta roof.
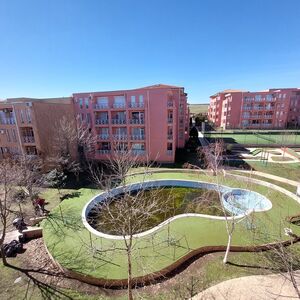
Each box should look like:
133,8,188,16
141,84,183,89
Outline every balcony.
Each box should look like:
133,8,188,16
23,136,35,143
168,134,173,140
95,119,109,125
167,150,173,156
113,134,128,140
167,101,173,107
132,149,145,155
0,118,15,125
168,118,173,124
98,134,110,140
97,149,111,154
112,103,126,109
131,134,145,140
129,103,144,108
111,119,126,125
129,119,144,125
94,104,109,109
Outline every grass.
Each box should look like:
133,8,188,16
271,156,294,162
230,170,296,193
205,132,300,145
189,104,209,115
43,171,300,281
246,161,300,181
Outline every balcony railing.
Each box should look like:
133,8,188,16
167,134,173,140
168,118,173,123
167,150,173,156
113,134,128,140
112,103,126,109
129,103,144,108
111,119,126,124
95,119,109,125
0,118,15,125
98,134,110,140
132,149,145,155
131,134,145,140
129,119,144,124
167,101,173,107
95,104,109,109
23,136,35,143
97,149,111,154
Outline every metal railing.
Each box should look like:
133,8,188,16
131,134,145,140
167,134,173,140
0,118,15,125
132,149,145,155
111,119,126,124
95,104,109,109
112,103,126,109
129,119,144,124
113,134,128,140
168,118,173,123
97,149,111,154
98,134,110,140
23,136,35,143
167,150,173,156
95,119,109,125
129,103,144,108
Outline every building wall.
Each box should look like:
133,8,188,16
73,85,189,163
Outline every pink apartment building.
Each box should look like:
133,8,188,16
208,88,300,129
73,84,189,163
0,97,75,159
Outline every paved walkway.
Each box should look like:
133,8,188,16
192,273,300,300
235,170,299,187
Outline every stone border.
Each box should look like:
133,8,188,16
82,179,272,240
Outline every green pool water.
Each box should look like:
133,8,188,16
88,187,222,235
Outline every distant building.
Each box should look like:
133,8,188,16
208,88,300,129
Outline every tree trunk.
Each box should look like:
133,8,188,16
0,225,8,266
223,233,232,264
127,249,133,300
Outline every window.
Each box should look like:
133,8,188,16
139,95,144,105
20,110,24,123
114,96,125,107
79,98,83,109
131,95,136,103
167,142,173,151
266,94,273,101
85,98,89,109
11,129,17,142
26,109,31,123
6,129,11,142
86,113,91,124
97,97,109,108
255,95,262,101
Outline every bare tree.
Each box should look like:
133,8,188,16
87,148,176,300
198,141,249,264
0,158,22,265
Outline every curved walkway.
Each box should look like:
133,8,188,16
192,273,300,300
234,170,299,187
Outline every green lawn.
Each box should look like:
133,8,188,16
189,104,209,115
43,171,300,281
205,132,300,146
246,161,300,182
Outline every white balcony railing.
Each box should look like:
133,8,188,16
129,119,144,124
0,118,15,125
98,134,110,140
113,103,126,109
113,134,128,140
95,119,109,125
95,104,109,109
129,102,144,108
111,119,126,124
97,149,111,154
167,150,173,156
23,136,35,143
131,134,145,140
132,149,145,155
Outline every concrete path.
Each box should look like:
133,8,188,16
235,170,299,187
192,273,300,300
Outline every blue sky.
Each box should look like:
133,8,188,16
0,0,300,103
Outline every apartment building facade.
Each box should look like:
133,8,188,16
73,84,189,163
208,88,300,129
0,97,75,159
